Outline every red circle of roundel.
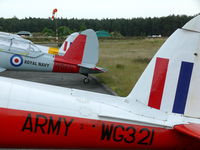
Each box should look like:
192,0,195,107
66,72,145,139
14,58,19,63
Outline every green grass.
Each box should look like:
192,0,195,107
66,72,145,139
95,38,166,97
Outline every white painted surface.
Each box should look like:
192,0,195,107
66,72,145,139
183,15,200,33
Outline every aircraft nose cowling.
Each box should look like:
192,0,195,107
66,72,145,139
182,15,200,33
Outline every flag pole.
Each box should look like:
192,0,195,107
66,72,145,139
52,8,58,47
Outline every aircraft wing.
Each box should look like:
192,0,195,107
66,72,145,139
0,67,6,72
174,123,200,140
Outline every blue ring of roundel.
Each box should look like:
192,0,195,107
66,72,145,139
10,54,23,67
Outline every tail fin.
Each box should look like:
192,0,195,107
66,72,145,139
127,15,200,118
79,29,99,68
59,32,79,55
55,29,99,68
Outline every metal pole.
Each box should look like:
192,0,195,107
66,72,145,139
55,17,58,47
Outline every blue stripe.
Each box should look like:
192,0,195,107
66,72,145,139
172,62,194,114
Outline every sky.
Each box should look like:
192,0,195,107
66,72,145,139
0,0,199,19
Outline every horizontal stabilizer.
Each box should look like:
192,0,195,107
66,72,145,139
79,66,107,74
79,63,96,69
91,67,107,73
174,123,200,140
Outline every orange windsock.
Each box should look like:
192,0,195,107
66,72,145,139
53,8,58,13
52,8,58,20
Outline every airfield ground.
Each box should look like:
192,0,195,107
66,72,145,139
96,37,166,96
0,71,116,95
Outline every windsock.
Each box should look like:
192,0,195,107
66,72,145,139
52,8,58,20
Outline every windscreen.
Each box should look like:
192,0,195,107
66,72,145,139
10,39,30,54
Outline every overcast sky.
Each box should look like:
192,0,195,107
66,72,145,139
0,0,199,19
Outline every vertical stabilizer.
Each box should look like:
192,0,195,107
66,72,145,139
127,15,200,118
80,29,99,68
55,29,99,69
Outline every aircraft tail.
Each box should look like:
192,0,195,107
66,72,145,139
59,32,79,55
55,29,99,67
127,15,200,119
54,29,105,74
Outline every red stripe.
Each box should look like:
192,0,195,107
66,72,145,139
148,57,169,109
53,34,86,66
0,107,192,149
52,34,86,72
52,62,79,73
63,34,86,64
63,41,68,51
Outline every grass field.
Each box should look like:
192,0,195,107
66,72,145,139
95,38,167,97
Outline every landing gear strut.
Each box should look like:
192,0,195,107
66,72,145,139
82,73,90,84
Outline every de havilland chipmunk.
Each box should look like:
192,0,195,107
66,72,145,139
0,31,78,55
0,29,105,83
0,16,200,149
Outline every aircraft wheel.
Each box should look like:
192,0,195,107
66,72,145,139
83,78,90,84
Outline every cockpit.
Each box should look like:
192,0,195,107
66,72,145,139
0,34,41,56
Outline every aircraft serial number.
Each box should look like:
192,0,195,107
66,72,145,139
101,123,154,145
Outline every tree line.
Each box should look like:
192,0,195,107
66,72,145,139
0,15,194,37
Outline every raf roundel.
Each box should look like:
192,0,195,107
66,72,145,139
10,54,23,67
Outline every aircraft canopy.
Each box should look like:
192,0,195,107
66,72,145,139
0,35,41,55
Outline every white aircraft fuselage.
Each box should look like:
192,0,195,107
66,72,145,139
0,77,199,149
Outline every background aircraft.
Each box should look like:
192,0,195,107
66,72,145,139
0,31,78,55
0,15,199,149
0,29,106,83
